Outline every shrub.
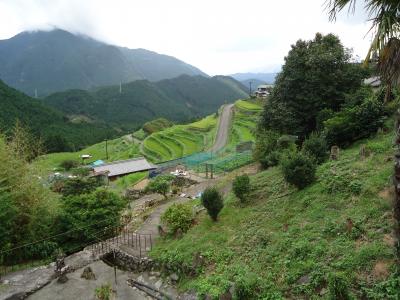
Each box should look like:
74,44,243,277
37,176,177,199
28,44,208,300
324,97,384,147
161,203,193,234
316,108,335,131
302,133,328,164
277,135,297,149
281,152,316,189
253,129,280,161
95,283,113,300
59,159,79,171
328,272,350,300
233,174,251,203
146,175,174,199
60,177,100,196
60,189,125,249
71,167,90,177
260,151,281,169
171,186,179,194
201,187,224,221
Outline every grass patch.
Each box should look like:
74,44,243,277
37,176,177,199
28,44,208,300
112,171,148,194
235,99,263,112
35,135,141,175
150,131,398,299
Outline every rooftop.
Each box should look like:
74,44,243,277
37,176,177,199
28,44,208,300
92,157,157,177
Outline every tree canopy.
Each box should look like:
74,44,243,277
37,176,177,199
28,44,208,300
327,0,400,97
260,33,367,138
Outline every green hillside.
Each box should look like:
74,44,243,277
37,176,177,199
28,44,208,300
35,112,219,173
151,129,398,299
142,114,218,162
43,75,248,131
35,134,140,174
224,99,262,151
0,80,118,151
0,29,206,96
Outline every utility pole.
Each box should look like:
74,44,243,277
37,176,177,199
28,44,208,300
113,249,117,285
105,138,109,160
249,81,252,97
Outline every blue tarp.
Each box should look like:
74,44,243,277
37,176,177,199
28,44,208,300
91,160,104,167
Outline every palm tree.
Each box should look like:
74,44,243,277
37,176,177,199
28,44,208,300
327,0,400,99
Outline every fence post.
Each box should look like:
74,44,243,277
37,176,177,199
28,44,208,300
150,235,153,250
139,235,142,258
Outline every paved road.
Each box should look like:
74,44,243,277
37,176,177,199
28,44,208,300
211,104,234,152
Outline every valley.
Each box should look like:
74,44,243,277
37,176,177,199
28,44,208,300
1,4,400,299
36,98,263,175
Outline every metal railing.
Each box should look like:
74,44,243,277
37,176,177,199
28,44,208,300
88,229,153,259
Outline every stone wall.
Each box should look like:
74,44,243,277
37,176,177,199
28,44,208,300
102,250,155,273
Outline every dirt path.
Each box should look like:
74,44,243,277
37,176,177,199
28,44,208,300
211,104,234,152
135,180,212,237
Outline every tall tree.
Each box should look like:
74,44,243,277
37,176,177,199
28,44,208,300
260,33,366,138
327,0,400,98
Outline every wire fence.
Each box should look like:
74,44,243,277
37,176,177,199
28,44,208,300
151,149,254,178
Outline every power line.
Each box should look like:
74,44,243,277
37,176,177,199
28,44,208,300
0,214,125,255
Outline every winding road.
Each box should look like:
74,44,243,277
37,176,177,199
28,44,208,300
211,103,234,152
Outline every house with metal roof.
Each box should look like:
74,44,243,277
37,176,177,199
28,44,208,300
254,84,273,98
91,157,157,181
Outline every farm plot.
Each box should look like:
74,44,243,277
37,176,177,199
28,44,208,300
142,116,218,162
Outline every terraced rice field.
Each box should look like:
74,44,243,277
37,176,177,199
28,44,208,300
235,99,263,112
142,115,218,162
226,100,263,150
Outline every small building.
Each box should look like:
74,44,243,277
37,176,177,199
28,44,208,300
254,84,273,98
91,157,157,181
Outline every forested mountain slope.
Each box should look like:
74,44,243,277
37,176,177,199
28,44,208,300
0,29,207,96
0,80,117,151
43,75,248,131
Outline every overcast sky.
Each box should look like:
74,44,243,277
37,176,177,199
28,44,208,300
0,0,373,75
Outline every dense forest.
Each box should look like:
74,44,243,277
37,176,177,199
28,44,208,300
43,75,248,131
0,80,118,152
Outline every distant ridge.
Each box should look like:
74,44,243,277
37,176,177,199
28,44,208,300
0,29,207,96
43,75,249,131
230,72,277,84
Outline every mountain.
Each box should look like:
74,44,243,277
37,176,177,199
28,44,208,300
43,75,248,131
0,79,118,152
230,72,278,84
0,29,207,96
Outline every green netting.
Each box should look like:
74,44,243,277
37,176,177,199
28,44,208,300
155,150,253,174
156,152,213,169
196,151,253,174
